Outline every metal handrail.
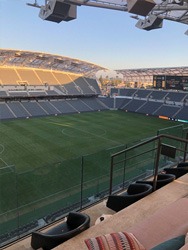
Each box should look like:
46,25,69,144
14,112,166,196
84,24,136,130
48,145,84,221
109,134,188,194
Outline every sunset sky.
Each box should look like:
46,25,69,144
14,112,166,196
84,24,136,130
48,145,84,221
0,0,187,69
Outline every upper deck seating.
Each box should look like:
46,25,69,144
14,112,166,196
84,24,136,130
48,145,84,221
110,88,119,96
46,90,59,96
72,77,96,95
9,91,28,97
16,68,42,85
0,91,8,97
64,83,82,95
54,86,67,95
0,68,21,85
165,92,187,102
52,72,72,86
35,69,59,85
84,78,101,94
149,90,168,100
28,91,46,96
135,89,152,98
119,88,137,97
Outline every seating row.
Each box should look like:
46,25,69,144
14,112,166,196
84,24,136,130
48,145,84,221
30,162,188,249
106,161,188,212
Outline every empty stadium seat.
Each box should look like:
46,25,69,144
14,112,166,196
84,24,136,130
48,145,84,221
31,212,90,250
106,183,153,212
164,162,188,179
136,173,175,190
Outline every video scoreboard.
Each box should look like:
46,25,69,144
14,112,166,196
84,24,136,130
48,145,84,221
153,75,188,90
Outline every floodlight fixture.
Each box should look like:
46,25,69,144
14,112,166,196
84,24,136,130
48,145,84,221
136,14,163,30
127,0,156,16
39,0,77,23
27,0,188,33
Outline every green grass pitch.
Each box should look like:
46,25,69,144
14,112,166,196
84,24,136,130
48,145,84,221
0,110,178,172
0,110,180,232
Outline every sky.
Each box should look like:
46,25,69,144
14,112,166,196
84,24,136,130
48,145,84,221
0,0,187,70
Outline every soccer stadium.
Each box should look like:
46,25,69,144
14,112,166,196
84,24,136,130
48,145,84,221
1,47,188,250
1,0,188,248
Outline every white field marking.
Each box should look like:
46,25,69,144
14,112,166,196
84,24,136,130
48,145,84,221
0,144,5,154
46,121,121,144
61,127,106,138
0,157,9,167
46,121,73,127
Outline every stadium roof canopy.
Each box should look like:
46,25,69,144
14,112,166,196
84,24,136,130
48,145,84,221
27,0,188,33
0,49,106,76
1,49,187,81
116,66,188,85
117,66,188,76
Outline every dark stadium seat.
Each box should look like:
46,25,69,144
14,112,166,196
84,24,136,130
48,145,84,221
106,183,153,212
136,173,175,190
164,162,188,179
31,212,90,250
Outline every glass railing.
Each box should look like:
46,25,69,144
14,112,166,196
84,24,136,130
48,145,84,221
1,124,188,247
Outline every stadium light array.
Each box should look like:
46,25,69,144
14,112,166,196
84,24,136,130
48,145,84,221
27,0,188,33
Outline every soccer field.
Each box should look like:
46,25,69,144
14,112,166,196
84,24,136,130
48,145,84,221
0,110,183,235
0,110,178,172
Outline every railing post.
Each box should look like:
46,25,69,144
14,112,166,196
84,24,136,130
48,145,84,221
122,150,127,189
80,156,84,209
109,156,114,195
183,132,188,162
153,138,161,191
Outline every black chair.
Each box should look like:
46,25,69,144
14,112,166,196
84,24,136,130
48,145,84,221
106,183,153,212
164,162,188,179
31,212,90,250
136,173,175,190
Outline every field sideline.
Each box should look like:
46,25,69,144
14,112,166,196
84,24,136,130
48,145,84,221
0,110,178,172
